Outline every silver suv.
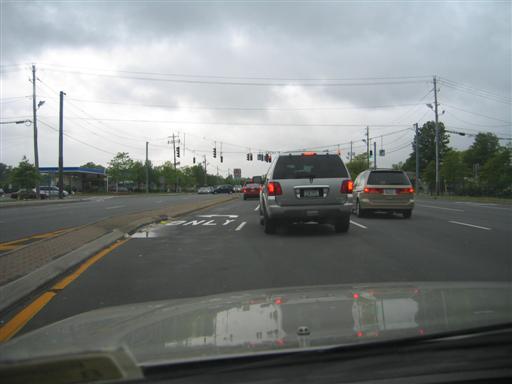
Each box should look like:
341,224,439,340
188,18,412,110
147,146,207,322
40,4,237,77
259,152,353,234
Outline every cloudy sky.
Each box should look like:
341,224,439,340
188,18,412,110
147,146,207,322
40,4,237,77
1,0,511,177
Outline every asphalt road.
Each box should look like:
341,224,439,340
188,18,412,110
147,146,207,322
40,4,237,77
0,194,219,243
18,196,512,334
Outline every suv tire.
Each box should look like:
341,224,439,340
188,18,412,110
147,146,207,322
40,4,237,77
403,210,412,219
355,200,366,218
263,211,277,234
334,217,350,233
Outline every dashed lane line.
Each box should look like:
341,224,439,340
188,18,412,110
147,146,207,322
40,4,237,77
448,220,491,231
415,204,464,212
350,220,368,229
105,205,125,210
235,221,247,231
254,204,260,211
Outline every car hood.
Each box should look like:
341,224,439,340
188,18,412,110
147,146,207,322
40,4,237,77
1,282,511,366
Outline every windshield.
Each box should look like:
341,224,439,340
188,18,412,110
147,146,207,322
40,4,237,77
367,172,411,186
273,155,349,179
0,1,510,381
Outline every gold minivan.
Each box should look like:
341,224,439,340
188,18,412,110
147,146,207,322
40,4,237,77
352,169,414,218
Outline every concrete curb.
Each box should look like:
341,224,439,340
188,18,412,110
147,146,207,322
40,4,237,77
0,198,90,209
0,195,238,313
0,230,125,312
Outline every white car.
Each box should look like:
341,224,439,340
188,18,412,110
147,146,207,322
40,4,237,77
39,186,69,198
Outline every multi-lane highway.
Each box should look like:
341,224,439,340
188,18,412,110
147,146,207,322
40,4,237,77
10,195,511,335
0,194,218,243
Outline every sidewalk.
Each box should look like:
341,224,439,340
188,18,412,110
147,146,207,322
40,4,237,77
0,195,237,312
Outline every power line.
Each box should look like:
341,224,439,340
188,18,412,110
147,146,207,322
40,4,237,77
443,103,512,124
39,63,431,82
39,68,429,87
65,97,422,112
439,77,511,103
439,80,511,104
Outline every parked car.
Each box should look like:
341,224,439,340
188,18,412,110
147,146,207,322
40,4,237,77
242,183,261,200
233,185,243,193
259,152,353,234
40,186,69,198
10,188,39,200
197,186,214,194
352,169,414,218
213,185,234,194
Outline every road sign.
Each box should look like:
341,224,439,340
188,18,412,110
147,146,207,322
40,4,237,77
379,149,386,156
233,168,242,178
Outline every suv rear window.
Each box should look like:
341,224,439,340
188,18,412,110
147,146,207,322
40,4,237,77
273,155,348,179
367,171,410,185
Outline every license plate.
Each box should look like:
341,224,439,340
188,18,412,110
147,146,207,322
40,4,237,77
384,189,396,195
303,189,320,197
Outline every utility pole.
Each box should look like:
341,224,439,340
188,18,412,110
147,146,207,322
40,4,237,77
433,76,440,196
414,123,420,192
145,141,149,193
366,126,370,168
32,64,40,198
203,155,207,186
58,91,65,199
373,141,377,169
168,133,180,192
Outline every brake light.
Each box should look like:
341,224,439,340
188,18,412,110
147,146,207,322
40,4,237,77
364,187,383,194
267,181,283,196
302,151,316,156
341,179,353,193
398,187,415,194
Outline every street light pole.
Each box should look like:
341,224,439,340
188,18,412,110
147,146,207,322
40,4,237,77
414,123,420,192
32,64,40,199
58,91,65,199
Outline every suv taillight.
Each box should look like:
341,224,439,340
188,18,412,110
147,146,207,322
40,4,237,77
267,181,282,196
341,180,353,194
398,187,415,194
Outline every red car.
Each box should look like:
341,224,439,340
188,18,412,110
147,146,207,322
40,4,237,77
242,183,261,200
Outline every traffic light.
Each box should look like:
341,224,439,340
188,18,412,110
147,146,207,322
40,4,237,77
193,156,196,164
247,153,250,161
213,147,217,158
268,154,272,163
250,153,253,161
176,146,180,158
264,153,269,162
220,156,224,163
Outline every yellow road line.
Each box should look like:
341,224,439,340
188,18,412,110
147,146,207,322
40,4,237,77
0,228,75,251
0,292,56,342
0,239,129,342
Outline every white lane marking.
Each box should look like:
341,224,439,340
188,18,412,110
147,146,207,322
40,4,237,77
183,220,206,226
197,214,238,218
254,204,260,211
235,221,247,231
449,220,491,231
416,204,464,212
105,205,125,210
166,220,187,226
350,220,368,229
155,200,163,204
203,220,216,226
223,219,236,226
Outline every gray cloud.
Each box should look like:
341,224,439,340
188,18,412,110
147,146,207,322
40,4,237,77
1,1,510,174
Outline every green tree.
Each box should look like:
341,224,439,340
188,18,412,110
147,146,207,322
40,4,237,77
0,162,12,189
463,132,500,170
423,160,436,194
81,162,105,170
130,160,146,191
9,157,41,191
107,152,133,191
346,153,369,179
479,147,512,196
440,150,466,194
403,121,450,175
